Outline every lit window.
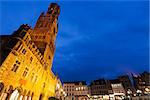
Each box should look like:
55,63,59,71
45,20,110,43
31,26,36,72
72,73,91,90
76,88,78,91
81,87,84,90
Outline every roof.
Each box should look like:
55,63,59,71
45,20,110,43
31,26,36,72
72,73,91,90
0,24,30,65
110,79,121,84
63,81,87,85
90,79,106,85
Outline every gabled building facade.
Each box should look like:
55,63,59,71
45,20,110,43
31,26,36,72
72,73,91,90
63,81,89,100
89,79,113,100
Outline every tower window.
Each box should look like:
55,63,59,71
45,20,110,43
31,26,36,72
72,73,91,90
35,36,38,39
33,44,35,48
48,56,51,59
54,12,57,15
39,23,43,27
43,36,46,39
53,27,55,34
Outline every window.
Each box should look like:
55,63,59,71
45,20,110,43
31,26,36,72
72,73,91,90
0,82,4,93
34,75,38,83
24,36,29,42
48,56,51,59
33,44,35,48
15,42,22,51
30,57,33,63
43,82,45,88
36,49,38,52
22,49,26,55
53,27,55,34
38,23,43,28
35,36,38,39
31,73,34,81
39,36,42,39
22,68,29,77
11,60,20,72
43,36,46,39
16,60,20,65
57,23,58,30
21,31,26,38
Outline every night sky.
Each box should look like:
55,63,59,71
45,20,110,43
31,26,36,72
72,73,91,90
0,1,149,82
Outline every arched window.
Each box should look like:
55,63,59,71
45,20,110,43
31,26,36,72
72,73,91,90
31,92,34,100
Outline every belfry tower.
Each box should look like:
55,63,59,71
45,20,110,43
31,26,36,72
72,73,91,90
0,3,63,100
31,3,60,69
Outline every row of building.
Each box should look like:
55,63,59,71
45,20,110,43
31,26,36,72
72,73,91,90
55,71,150,100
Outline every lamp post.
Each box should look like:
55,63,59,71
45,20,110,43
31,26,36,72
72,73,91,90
136,89,142,96
127,89,132,100
135,89,142,100
144,88,150,95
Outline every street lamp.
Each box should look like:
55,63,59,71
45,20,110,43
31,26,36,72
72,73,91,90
136,89,142,96
144,88,150,95
127,89,132,99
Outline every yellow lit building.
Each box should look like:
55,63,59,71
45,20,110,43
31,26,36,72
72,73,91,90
0,3,60,100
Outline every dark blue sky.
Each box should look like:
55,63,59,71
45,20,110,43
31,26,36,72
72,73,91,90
0,1,149,82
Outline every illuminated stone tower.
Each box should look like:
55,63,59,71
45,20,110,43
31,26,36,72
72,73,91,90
0,3,62,100
31,3,60,69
